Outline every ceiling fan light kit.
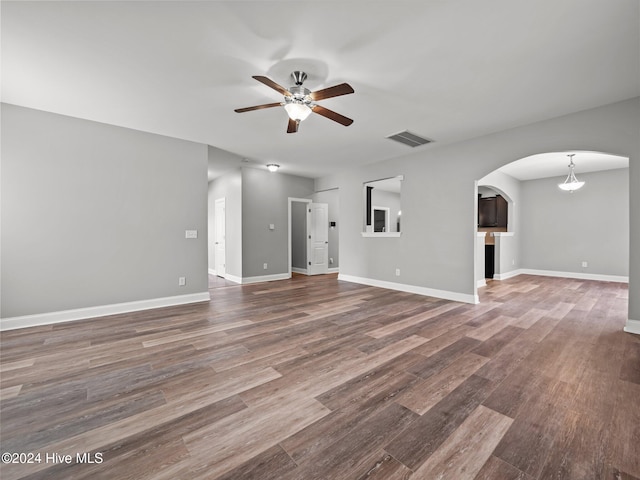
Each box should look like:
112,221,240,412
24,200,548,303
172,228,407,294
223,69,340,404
558,153,585,193
283,100,312,122
235,71,354,133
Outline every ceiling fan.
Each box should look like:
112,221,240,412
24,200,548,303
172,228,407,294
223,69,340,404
234,71,354,133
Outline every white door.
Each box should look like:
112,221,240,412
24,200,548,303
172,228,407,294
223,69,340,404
214,198,226,277
307,203,328,275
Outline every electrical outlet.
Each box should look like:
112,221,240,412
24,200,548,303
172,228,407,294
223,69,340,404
582,261,588,268
329,258,334,265
395,268,400,276
263,263,268,270
178,276,186,286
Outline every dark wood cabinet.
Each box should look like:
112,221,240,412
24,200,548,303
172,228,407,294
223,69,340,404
478,195,507,228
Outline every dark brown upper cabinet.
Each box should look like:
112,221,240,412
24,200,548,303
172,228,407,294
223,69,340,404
478,194,507,228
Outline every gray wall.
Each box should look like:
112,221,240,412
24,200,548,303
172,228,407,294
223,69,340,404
316,98,639,317
242,167,314,278
208,165,243,279
313,189,340,269
291,201,307,270
1,104,209,318
520,168,629,276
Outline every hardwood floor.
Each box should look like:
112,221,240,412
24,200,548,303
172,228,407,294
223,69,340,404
1,274,638,479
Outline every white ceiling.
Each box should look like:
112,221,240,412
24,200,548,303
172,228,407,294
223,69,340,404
2,1,638,180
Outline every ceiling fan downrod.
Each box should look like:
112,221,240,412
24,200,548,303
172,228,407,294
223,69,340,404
291,71,307,86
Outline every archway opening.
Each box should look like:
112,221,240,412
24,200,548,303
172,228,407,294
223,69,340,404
475,150,629,299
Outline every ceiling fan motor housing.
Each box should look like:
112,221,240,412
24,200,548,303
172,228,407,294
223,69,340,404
286,82,313,110
289,85,311,99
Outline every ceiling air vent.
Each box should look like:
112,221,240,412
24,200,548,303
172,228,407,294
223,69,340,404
386,130,433,148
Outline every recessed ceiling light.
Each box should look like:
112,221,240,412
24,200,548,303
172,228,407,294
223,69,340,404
267,164,279,172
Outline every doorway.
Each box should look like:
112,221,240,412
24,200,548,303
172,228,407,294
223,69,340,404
214,197,226,277
474,150,630,302
288,198,329,276
307,202,329,275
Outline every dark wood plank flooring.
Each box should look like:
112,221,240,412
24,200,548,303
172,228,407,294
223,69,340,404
1,274,638,479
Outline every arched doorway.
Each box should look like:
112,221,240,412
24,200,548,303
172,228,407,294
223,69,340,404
475,150,630,298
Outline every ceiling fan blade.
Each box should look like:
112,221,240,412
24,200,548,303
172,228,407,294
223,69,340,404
309,83,354,101
287,118,299,133
253,75,291,97
234,102,282,113
312,105,353,126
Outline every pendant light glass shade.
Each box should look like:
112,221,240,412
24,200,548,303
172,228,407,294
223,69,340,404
558,154,584,192
284,102,312,122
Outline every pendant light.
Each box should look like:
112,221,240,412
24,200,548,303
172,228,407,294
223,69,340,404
558,154,585,193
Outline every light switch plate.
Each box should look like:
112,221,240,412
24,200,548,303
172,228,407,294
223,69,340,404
185,230,198,239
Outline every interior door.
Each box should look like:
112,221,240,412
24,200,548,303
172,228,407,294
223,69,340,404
214,198,226,277
307,203,328,275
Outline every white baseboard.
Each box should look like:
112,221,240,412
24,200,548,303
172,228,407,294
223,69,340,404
516,269,628,283
338,274,478,304
477,279,487,288
493,270,521,281
624,319,640,335
0,291,211,331
224,273,242,284
292,267,338,275
239,273,291,284
222,273,290,285
208,268,216,275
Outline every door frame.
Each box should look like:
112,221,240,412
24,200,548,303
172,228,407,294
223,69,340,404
372,205,390,232
288,197,312,277
307,202,329,275
214,197,226,278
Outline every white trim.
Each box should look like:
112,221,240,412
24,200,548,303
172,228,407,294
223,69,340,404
372,205,391,233
0,292,211,331
477,279,487,288
292,267,339,275
361,232,401,238
214,197,226,278
491,268,628,283
623,319,640,335
493,270,521,281
240,273,291,284
492,232,515,237
338,274,478,304
519,269,628,283
288,197,312,277
208,268,217,275
224,273,242,284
